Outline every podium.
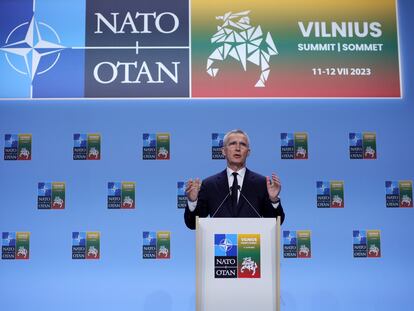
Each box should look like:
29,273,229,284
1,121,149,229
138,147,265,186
196,217,281,311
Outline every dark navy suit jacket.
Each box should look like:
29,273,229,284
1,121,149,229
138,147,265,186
184,168,285,229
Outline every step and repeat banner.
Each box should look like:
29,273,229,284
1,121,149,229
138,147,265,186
0,1,412,311
0,0,401,98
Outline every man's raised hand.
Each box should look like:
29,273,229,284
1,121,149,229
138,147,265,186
186,178,202,202
266,173,281,203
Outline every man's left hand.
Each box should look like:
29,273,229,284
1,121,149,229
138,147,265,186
266,173,281,203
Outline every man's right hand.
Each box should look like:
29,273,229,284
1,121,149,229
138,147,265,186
186,178,202,202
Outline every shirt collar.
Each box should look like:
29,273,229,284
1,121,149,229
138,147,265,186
226,167,246,179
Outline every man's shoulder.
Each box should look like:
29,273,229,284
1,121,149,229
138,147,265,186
246,169,266,182
203,170,226,184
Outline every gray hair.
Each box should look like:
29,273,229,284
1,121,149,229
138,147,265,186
223,129,250,147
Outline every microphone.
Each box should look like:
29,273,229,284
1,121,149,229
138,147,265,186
211,188,233,218
237,186,262,218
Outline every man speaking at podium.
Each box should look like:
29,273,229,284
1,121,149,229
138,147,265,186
184,129,285,229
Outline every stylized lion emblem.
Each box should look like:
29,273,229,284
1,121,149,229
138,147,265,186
401,194,412,207
19,147,30,159
364,146,375,158
158,245,169,257
122,196,134,208
331,195,343,207
368,244,379,256
206,10,278,87
157,147,169,158
87,246,99,258
295,146,307,158
17,246,28,258
240,257,258,276
299,245,310,257
88,147,99,159
53,196,64,209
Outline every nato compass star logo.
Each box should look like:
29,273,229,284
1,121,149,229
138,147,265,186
38,182,51,196
177,181,185,195
2,232,16,246
219,238,233,253
353,230,366,245
317,181,330,195
143,134,156,147
1,2,65,98
283,231,297,245
212,133,224,147
143,232,156,246
5,134,18,148
72,232,86,246
108,182,121,196
385,181,399,195
281,133,294,147
349,133,362,147
215,234,237,256
74,134,87,148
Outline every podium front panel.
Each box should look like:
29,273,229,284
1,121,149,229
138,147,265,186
196,218,278,311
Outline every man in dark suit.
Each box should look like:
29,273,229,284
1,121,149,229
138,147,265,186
184,129,285,229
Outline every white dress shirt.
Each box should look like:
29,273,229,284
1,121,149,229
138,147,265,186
226,167,245,203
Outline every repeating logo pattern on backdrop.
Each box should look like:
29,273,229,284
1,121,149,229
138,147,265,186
283,230,311,258
281,132,308,159
38,182,66,209
177,181,187,209
211,133,225,160
214,233,260,278
107,182,136,209
142,133,170,160
2,232,30,260
385,180,413,208
353,230,381,258
317,181,345,208
73,133,101,160
72,232,100,260
4,134,32,160
349,132,377,159
142,231,171,259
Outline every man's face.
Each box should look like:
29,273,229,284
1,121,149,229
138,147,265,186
222,133,250,168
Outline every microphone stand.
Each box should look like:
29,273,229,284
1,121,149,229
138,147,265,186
238,186,262,217
211,188,232,218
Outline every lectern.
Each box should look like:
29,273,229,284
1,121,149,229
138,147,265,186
196,217,281,311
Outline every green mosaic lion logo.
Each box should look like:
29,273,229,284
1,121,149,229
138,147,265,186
207,11,279,87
